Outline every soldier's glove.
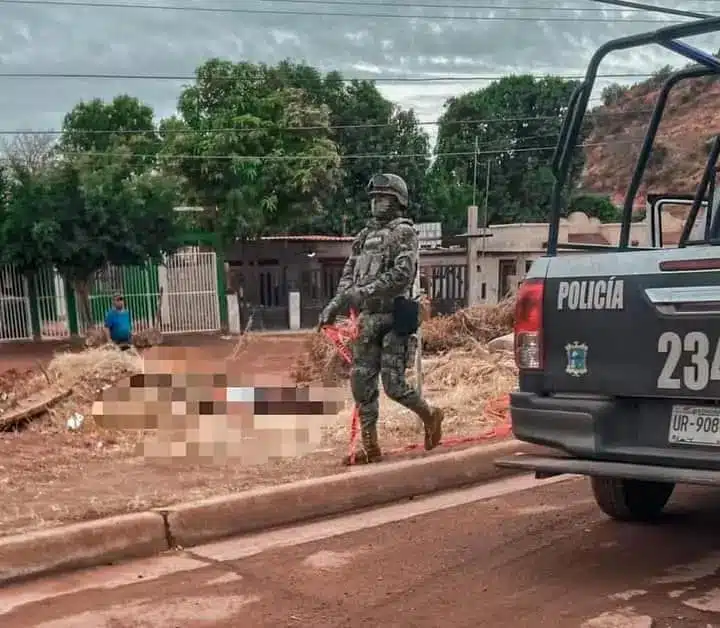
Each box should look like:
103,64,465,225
340,288,366,312
318,299,341,329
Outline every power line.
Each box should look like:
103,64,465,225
252,0,711,11
590,0,713,20
0,0,689,21
0,108,654,137
0,71,670,81
49,138,642,162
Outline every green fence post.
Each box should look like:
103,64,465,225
27,272,41,340
215,244,229,333
65,277,79,336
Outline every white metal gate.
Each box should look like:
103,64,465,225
0,266,32,342
36,267,71,340
161,248,221,334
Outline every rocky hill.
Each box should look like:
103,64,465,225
582,69,720,207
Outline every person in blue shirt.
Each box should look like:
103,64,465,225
104,293,132,349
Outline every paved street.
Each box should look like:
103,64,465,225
5,474,720,627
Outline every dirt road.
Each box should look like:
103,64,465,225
6,474,720,627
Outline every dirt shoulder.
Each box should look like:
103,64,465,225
0,332,513,538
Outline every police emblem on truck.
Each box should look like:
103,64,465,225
557,278,624,311
565,341,588,377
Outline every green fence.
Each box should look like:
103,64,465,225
0,245,227,341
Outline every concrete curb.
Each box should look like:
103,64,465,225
0,512,167,585
0,439,542,586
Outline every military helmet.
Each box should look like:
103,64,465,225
366,173,409,208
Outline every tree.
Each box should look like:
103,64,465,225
314,78,431,234
568,193,621,222
159,59,342,244
60,94,160,172
1,133,57,174
0,153,183,326
240,60,431,232
421,169,474,234
430,75,585,229
159,59,431,238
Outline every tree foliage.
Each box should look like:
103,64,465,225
61,94,160,172
317,78,430,234
159,59,342,244
429,75,584,228
0,155,182,322
0,59,640,316
0,96,183,325
157,59,432,240
567,193,621,222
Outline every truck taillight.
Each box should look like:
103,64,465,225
514,278,544,370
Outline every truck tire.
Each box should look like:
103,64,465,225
590,477,675,522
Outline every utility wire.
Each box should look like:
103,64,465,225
0,0,691,22
590,0,713,19
251,0,714,11
0,71,676,81
48,138,645,162
0,108,654,136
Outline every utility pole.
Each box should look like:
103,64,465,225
472,136,479,207
482,159,491,261
413,259,424,434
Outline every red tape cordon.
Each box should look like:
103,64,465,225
320,312,511,465
321,310,361,465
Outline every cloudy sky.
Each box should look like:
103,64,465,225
0,0,718,148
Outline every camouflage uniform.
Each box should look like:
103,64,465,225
319,173,444,465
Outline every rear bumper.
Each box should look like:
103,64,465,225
495,454,720,487
510,391,720,472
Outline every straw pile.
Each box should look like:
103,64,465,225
291,299,516,384
423,344,517,390
325,345,517,446
46,345,143,392
15,346,144,433
132,327,163,348
83,324,162,349
291,332,350,385
422,297,515,354
84,326,107,348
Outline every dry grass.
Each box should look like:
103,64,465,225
291,299,516,385
85,324,163,349
421,298,515,354
291,324,352,385
321,345,517,446
4,346,145,442
132,327,163,348
423,344,517,390
47,344,143,387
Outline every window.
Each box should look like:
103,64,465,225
498,259,517,299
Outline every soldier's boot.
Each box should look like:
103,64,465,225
418,405,445,451
342,425,382,466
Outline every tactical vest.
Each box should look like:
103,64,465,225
352,217,416,313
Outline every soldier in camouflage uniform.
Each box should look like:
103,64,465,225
319,173,445,465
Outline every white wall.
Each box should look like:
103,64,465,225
465,210,652,306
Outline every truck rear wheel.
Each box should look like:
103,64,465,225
590,477,675,522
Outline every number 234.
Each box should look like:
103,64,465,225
657,331,720,391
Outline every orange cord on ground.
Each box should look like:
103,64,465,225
321,313,512,465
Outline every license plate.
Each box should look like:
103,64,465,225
669,405,720,447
